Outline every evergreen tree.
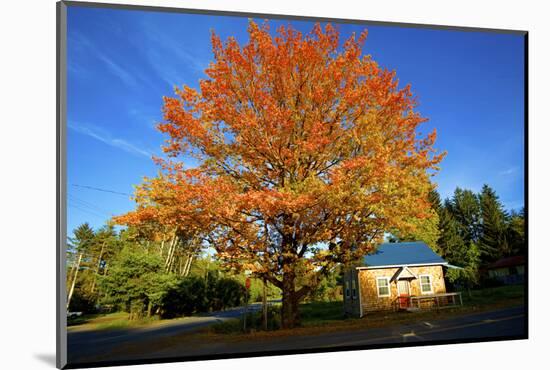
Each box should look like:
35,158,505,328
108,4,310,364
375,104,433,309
506,207,526,256
446,241,481,293
88,225,119,293
446,188,482,245
66,223,96,310
68,223,95,256
479,184,508,262
100,247,178,319
437,208,469,266
431,189,480,288
428,188,442,215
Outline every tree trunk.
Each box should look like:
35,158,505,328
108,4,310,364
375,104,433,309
165,236,176,271
159,235,166,257
68,254,78,287
178,256,187,276
183,254,194,277
281,270,300,329
168,239,178,272
67,253,83,310
164,233,177,267
147,301,152,318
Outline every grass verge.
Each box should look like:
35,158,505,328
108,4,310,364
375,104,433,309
68,312,162,332
206,284,525,339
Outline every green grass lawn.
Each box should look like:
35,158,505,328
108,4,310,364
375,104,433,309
299,285,524,326
208,284,525,336
97,284,524,361
67,313,104,327
68,312,163,331
300,301,345,325
460,284,525,306
69,285,524,334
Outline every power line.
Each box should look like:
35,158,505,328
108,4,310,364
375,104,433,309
68,203,106,220
71,184,131,196
68,193,113,216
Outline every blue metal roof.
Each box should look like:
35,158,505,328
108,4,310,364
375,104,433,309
362,241,446,267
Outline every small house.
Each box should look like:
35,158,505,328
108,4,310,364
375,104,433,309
486,255,525,285
343,241,460,317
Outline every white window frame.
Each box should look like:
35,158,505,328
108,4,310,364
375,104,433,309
419,274,433,294
376,277,391,297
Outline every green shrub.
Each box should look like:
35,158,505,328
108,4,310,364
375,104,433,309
213,277,246,310
159,275,246,318
160,276,208,318
99,248,178,319
210,319,243,334
68,288,98,313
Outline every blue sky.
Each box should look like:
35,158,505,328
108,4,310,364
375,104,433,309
66,6,525,235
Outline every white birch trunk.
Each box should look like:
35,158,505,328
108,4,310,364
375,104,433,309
67,253,83,310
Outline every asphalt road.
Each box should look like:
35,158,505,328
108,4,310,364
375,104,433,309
67,303,264,363
68,305,525,366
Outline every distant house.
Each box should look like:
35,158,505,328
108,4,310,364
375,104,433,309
343,241,461,317
486,255,525,285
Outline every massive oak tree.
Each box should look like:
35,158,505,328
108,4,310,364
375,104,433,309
115,21,444,328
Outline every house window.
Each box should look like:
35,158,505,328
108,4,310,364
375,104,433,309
420,275,433,294
376,277,390,297
345,280,350,299
351,279,357,299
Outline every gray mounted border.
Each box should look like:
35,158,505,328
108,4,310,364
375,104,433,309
62,0,527,35
57,1,68,369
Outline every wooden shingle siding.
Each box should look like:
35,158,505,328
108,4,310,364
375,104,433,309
359,265,446,314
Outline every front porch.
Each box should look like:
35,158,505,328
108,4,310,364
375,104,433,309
391,292,463,312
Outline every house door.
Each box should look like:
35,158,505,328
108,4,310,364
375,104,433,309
397,280,410,309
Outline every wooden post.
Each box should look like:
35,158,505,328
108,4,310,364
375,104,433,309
262,278,268,331
243,290,248,332
459,292,463,306
243,275,251,332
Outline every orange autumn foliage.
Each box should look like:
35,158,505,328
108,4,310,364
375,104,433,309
114,21,444,328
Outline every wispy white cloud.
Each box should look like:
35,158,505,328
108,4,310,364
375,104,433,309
68,122,152,158
145,48,185,88
69,32,138,87
171,47,209,75
499,167,518,176
96,54,138,87
139,21,209,87
128,108,160,130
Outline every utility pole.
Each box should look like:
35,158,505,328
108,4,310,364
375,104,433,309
243,271,251,332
